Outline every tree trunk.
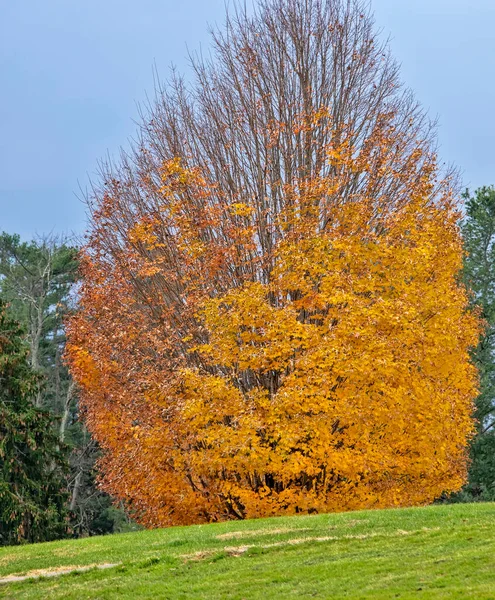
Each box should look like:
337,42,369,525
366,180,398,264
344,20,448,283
59,381,75,443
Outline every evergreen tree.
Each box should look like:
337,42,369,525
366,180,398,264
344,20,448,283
0,300,68,545
458,186,495,500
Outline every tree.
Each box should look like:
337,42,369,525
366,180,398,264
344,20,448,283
67,0,480,527
455,186,495,500
0,233,130,537
0,300,68,545
0,233,78,414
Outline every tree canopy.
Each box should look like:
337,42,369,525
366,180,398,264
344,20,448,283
67,0,480,526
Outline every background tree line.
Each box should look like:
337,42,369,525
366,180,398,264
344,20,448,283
454,186,495,501
0,233,137,545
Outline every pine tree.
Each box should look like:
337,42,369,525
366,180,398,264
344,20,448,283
458,186,495,500
0,299,68,545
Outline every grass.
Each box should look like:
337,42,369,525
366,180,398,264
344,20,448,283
0,503,494,599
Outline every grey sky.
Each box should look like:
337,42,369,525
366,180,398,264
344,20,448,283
1,0,494,240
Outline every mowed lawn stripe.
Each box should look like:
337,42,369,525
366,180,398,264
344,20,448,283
0,503,494,599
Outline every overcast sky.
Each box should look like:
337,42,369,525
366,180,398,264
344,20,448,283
1,0,494,240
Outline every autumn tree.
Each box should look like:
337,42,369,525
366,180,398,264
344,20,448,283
67,0,480,527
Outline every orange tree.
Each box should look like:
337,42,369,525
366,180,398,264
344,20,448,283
67,0,480,526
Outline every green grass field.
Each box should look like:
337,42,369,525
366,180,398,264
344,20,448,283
0,503,494,599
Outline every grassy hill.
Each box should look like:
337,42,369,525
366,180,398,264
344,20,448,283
0,503,494,599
